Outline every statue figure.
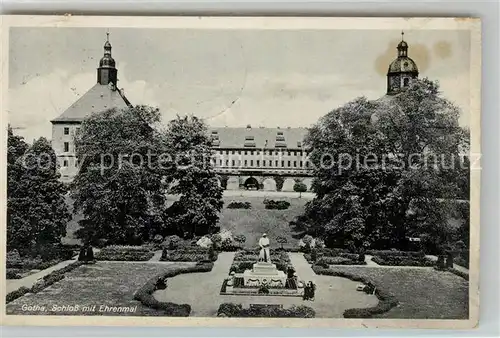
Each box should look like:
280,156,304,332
258,233,271,263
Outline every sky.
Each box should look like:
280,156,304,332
8,27,471,142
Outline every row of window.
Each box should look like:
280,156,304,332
213,159,310,168
216,150,308,156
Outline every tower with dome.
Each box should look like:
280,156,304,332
386,32,419,95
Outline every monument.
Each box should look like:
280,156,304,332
243,234,287,287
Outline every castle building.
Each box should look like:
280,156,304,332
51,33,418,190
50,34,132,181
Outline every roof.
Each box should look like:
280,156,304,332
388,56,419,74
209,126,308,149
51,84,131,123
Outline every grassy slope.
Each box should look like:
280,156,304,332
63,195,307,248
329,266,469,319
219,196,306,249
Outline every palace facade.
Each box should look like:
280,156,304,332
51,33,419,191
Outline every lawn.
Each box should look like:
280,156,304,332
6,261,195,316
219,196,307,249
328,266,469,319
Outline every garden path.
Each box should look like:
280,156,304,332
155,252,378,318
5,259,77,294
149,250,163,262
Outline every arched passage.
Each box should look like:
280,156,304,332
244,177,259,190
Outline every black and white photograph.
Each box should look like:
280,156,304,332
1,16,480,328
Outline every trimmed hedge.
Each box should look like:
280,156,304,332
316,256,366,267
447,267,469,280
6,269,22,279
312,265,398,318
96,246,155,261
366,250,425,258
133,263,214,316
6,261,83,304
371,256,435,267
217,303,315,318
160,247,218,262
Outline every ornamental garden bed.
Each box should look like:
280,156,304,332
95,245,155,261
229,249,291,273
371,255,434,267
304,249,366,266
217,303,315,318
160,247,218,262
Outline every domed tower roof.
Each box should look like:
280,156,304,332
97,32,118,86
99,32,116,68
386,31,419,95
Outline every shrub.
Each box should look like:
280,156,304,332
371,256,434,267
234,234,246,247
96,246,154,261
227,201,251,209
134,263,213,316
447,267,468,280
6,269,22,279
6,287,30,303
217,303,315,318
6,250,22,268
161,247,217,262
312,266,398,318
263,199,290,210
366,250,425,258
220,238,241,251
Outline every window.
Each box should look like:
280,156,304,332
263,160,266,166
225,160,229,166
250,150,254,155
76,127,80,134
282,161,285,167
232,160,235,166
293,161,297,167
287,161,291,167
287,151,291,156
220,160,223,166
244,151,247,155
277,131,284,136
250,160,253,166
275,160,278,166
238,150,241,155
64,142,69,152
257,160,260,166
75,160,79,167
232,150,235,154
244,160,248,166
64,127,69,135
63,160,68,167
306,161,310,168
300,161,303,167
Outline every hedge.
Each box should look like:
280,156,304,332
312,265,398,318
160,247,219,262
263,199,291,210
447,267,469,280
217,303,315,318
133,263,213,316
366,250,425,258
6,269,22,279
371,256,435,267
6,261,83,304
96,246,155,261
316,256,366,267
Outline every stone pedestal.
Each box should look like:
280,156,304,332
243,262,286,287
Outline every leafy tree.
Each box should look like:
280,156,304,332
7,137,70,255
162,115,224,238
293,181,307,198
71,106,168,245
274,176,284,191
300,79,469,250
276,236,287,249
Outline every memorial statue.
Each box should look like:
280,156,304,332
258,233,271,263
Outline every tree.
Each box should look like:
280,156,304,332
274,176,284,191
234,234,246,248
276,236,287,250
71,106,168,245
293,181,307,198
162,115,224,238
300,79,469,250
7,137,71,255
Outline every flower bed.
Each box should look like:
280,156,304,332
366,250,425,258
263,199,291,210
95,246,154,261
229,250,291,273
6,261,84,304
304,249,365,266
217,303,315,318
133,262,213,316
312,265,398,318
371,255,435,267
227,201,251,209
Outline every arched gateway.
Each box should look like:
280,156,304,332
244,177,259,190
